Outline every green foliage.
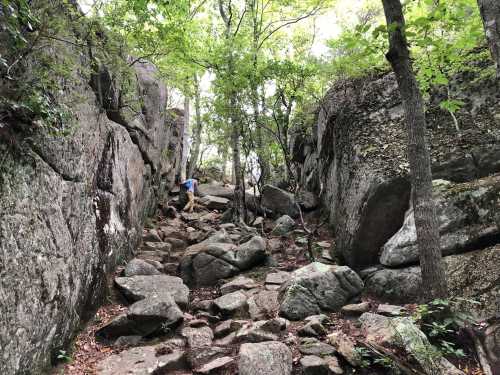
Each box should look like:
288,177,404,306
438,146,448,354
412,297,479,358
354,346,398,371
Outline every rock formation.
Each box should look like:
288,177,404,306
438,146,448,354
0,8,184,374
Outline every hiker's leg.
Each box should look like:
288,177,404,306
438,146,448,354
188,191,195,212
184,191,194,212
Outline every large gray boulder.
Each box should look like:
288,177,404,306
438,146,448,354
180,234,267,286
279,262,364,320
198,182,234,199
199,195,230,211
96,295,183,339
360,313,464,375
261,185,299,218
365,245,500,318
238,341,292,375
271,215,296,236
115,275,190,307
123,258,161,277
0,5,185,373
96,345,187,375
381,176,500,267
294,71,500,269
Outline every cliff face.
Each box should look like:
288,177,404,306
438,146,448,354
0,6,183,375
295,68,500,269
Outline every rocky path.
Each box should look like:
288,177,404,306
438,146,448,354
53,195,489,375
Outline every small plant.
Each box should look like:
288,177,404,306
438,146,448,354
56,350,72,363
353,346,372,368
439,340,466,358
412,297,478,360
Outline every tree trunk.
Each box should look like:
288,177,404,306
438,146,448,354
180,96,190,181
381,0,448,300
219,0,245,223
187,75,203,178
249,0,270,187
477,0,500,77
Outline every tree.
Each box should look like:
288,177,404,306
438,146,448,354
477,0,500,77
180,96,190,181
381,0,448,300
218,0,246,223
187,74,203,178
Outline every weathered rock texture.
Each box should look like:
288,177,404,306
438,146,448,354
294,70,500,268
364,245,500,318
381,176,500,267
0,5,183,374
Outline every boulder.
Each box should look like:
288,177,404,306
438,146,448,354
213,291,248,318
235,318,287,343
123,258,161,277
360,313,464,375
142,229,162,242
199,195,230,211
341,302,371,315
128,295,183,329
233,236,267,269
247,290,280,320
238,341,292,375
114,275,189,307
96,314,156,340
298,314,329,337
279,262,364,320
294,71,500,271
271,215,296,236
187,346,228,369
0,15,185,371
327,332,362,367
214,320,245,338
220,276,259,295
381,176,500,267
365,246,500,317
261,185,299,218
298,337,336,356
96,295,183,340
96,346,187,375
198,182,234,199
300,355,330,375
181,326,214,348
180,235,267,287
296,190,319,211
265,271,291,289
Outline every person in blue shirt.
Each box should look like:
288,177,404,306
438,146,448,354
181,178,198,212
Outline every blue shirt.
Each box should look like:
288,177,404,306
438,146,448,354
183,179,196,192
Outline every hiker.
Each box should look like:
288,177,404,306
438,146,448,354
181,178,198,213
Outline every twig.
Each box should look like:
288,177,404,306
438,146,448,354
361,341,425,375
465,327,493,375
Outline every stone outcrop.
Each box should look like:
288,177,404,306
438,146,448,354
179,232,268,286
279,262,364,320
364,245,500,318
294,70,500,268
381,176,500,267
0,4,184,374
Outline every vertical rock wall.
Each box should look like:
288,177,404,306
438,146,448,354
0,9,184,375
295,68,500,269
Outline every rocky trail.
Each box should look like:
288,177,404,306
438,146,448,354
50,185,494,375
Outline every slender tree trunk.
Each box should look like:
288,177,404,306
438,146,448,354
188,75,203,178
180,96,190,181
249,0,270,186
477,0,500,77
219,0,245,223
382,0,448,300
